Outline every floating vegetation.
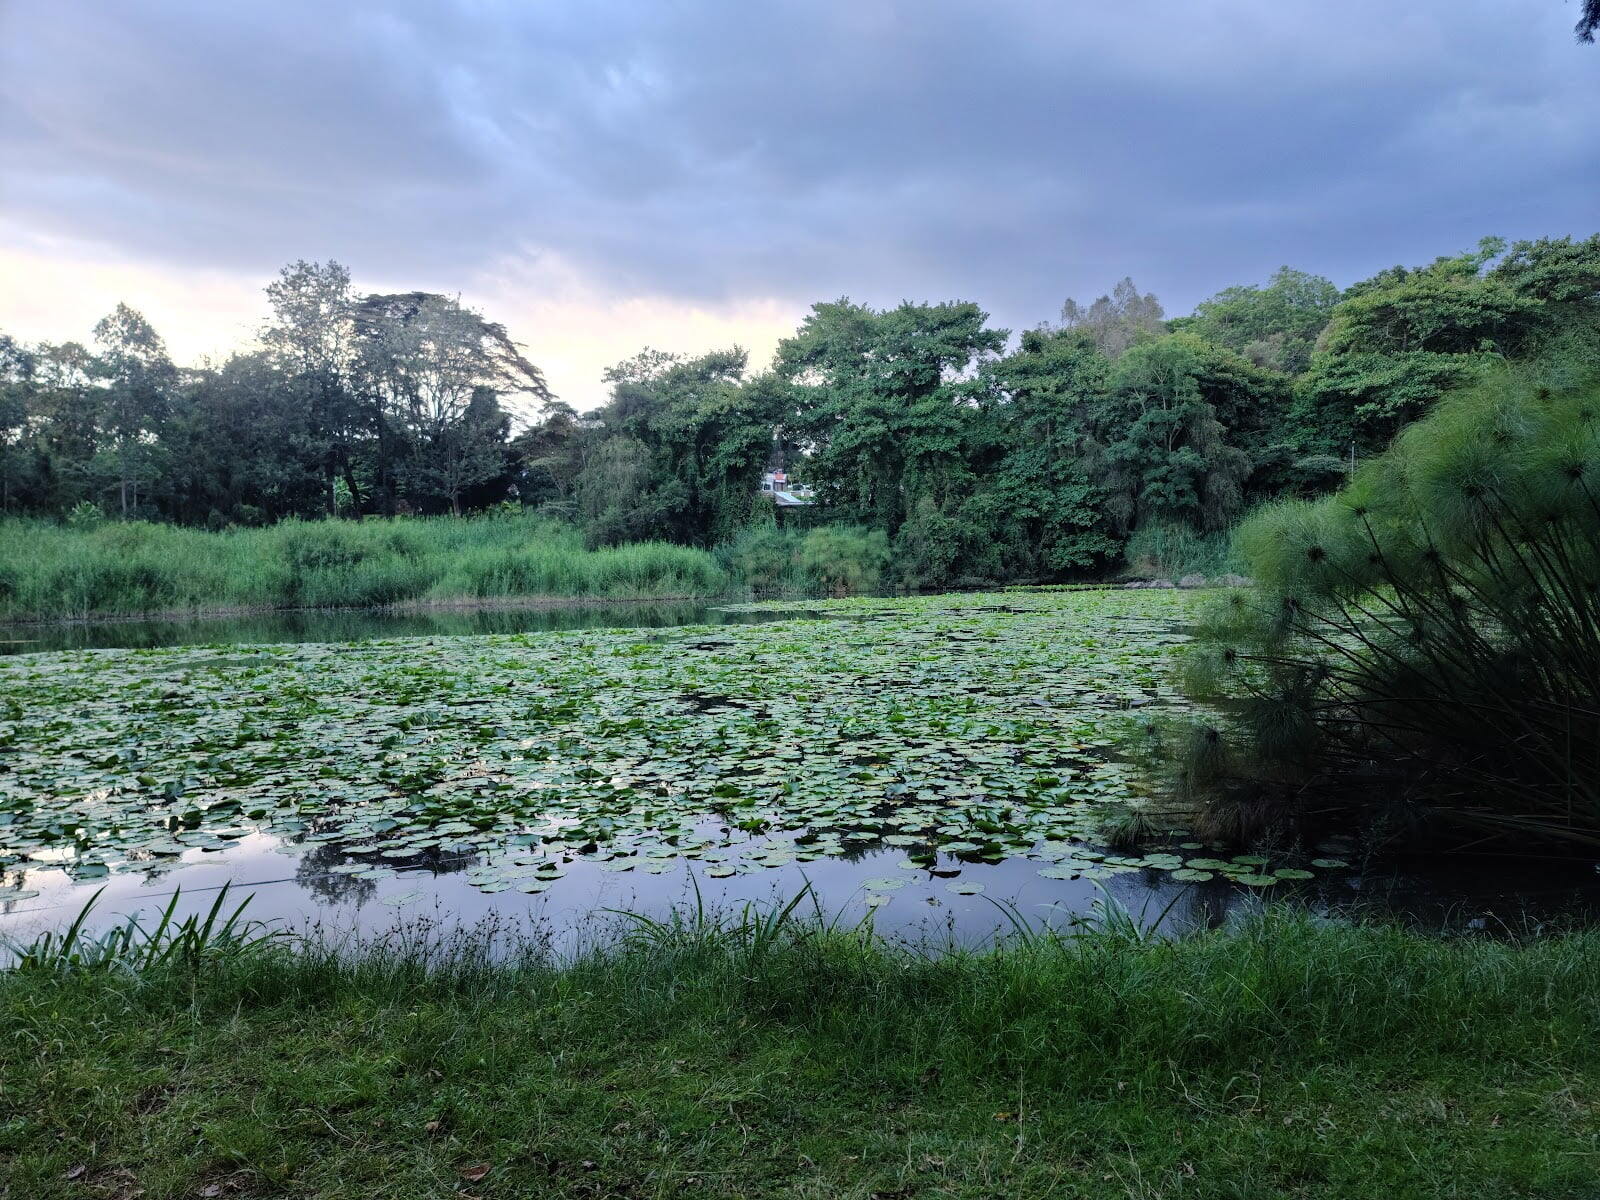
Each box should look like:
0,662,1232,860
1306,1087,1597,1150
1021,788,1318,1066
0,589,1343,896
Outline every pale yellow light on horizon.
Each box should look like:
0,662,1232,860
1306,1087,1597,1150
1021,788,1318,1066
0,235,803,414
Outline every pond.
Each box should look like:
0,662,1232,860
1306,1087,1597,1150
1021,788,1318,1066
3,588,1599,951
0,598,821,656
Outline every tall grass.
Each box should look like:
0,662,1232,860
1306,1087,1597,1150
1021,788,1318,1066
4,885,275,973
4,899,1598,1197
0,513,730,621
717,523,890,596
1123,521,1239,580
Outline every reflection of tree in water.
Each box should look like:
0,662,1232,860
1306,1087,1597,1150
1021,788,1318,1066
294,843,376,907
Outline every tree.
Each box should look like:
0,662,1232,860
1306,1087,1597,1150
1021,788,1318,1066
262,260,362,516
976,327,1120,576
1178,266,1339,374
778,299,1006,536
1579,0,1600,41
352,292,550,515
0,335,35,511
91,303,174,516
1095,334,1260,535
511,400,587,516
1292,236,1600,457
1058,278,1165,358
163,352,327,525
576,347,782,546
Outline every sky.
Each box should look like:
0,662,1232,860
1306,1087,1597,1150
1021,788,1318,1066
1,1,1596,412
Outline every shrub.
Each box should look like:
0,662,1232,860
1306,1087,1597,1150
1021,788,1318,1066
1181,364,1600,850
720,525,804,593
1124,522,1236,581
800,525,890,597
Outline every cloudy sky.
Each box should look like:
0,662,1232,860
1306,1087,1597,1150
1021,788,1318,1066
1,1,1596,410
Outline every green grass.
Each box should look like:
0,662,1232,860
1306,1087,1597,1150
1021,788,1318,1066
0,515,730,621
3,908,1597,1199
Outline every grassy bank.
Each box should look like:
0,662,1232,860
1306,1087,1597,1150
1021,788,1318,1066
0,516,729,622
3,910,1597,1199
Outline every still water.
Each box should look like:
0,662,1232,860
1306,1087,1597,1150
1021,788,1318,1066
0,599,818,656
3,599,1599,951
4,827,1600,956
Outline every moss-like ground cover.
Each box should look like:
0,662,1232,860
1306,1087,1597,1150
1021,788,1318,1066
0,589,1339,906
3,911,1598,1199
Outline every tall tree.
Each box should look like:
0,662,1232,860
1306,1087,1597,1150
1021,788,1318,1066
1178,266,1340,374
1058,278,1165,358
974,327,1120,575
262,260,361,515
778,299,1005,536
352,292,550,515
577,347,781,546
0,335,37,512
91,303,174,516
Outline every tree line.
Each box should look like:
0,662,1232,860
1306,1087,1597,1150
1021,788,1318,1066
2,235,1596,586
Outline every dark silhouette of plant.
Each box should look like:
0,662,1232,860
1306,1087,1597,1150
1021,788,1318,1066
1181,363,1600,850
1580,0,1600,42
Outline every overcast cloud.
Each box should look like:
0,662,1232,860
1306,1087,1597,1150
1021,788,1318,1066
2,0,1596,407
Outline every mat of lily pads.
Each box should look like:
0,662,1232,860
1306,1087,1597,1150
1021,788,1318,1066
0,588,1344,900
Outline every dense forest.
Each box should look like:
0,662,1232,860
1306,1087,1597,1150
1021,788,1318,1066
2,234,1597,586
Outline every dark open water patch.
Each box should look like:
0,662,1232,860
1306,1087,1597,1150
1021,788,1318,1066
0,599,825,655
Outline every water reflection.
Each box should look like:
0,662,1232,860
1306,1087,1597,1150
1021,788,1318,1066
0,600,825,655
6,834,1600,959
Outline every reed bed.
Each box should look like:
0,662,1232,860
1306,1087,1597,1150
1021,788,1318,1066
0,514,730,621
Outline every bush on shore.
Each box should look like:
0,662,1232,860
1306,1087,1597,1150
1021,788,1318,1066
1181,363,1600,850
718,522,891,597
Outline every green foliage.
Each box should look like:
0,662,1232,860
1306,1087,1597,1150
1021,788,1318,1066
4,234,1598,594
0,514,728,621
1293,235,1600,458
1123,522,1237,580
1179,265,1340,374
575,348,783,548
1183,364,1600,849
4,909,1599,1197
778,298,1005,536
798,524,890,596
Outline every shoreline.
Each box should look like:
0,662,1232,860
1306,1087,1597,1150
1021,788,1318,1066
0,591,738,631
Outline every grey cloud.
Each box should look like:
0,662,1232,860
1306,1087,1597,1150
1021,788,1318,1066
2,0,1596,337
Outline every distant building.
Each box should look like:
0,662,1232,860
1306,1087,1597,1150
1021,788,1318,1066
759,469,814,507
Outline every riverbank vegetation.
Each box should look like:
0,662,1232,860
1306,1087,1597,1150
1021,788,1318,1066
1180,360,1600,851
3,906,1597,1199
4,235,1596,593
0,514,727,622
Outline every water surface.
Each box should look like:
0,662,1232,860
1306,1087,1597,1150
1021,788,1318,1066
4,590,1599,952
0,599,817,655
